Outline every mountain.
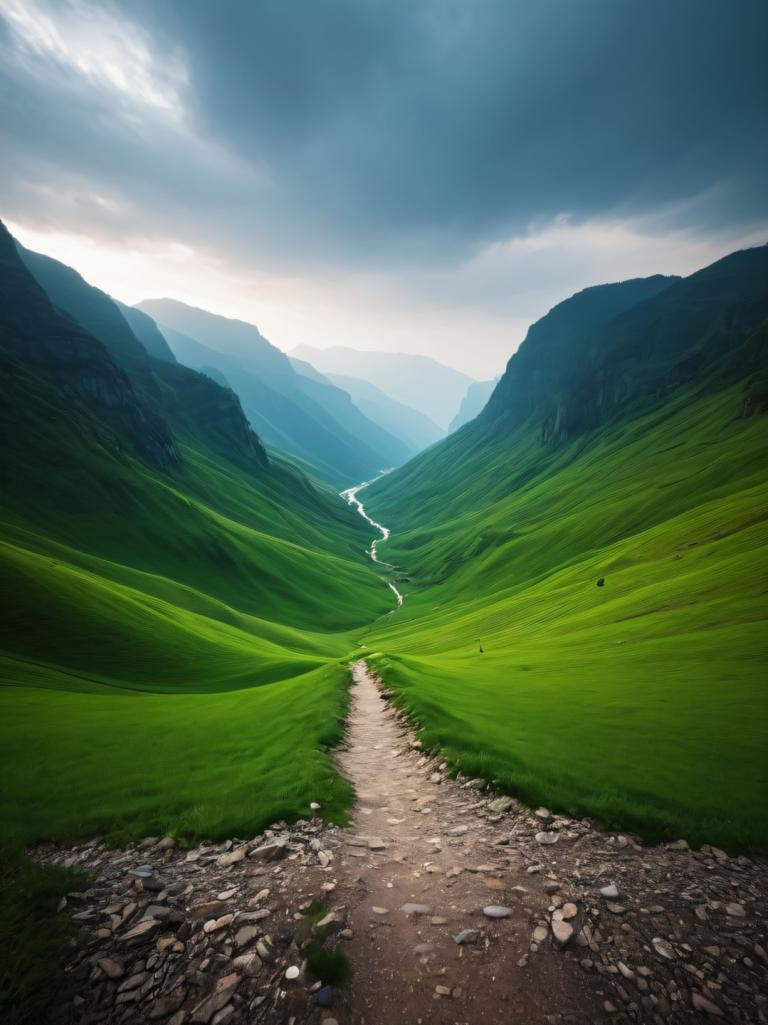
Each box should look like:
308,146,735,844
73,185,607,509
5,231,177,470
115,300,177,363
323,371,444,453
1,218,392,844
138,298,413,485
449,377,499,431
17,245,266,466
361,249,768,852
289,344,475,430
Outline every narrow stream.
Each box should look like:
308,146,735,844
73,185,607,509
341,473,404,607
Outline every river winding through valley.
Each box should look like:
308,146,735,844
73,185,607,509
341,473,404,607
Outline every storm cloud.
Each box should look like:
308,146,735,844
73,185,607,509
1,0,766,374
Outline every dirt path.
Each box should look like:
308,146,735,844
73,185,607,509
38,661,768,1025
333,660,598,1023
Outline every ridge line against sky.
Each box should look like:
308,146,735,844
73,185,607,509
1,0,767,377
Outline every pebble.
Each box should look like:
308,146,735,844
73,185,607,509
488,796,515,814
483,905,513,918
551,919,573,946
600,883,619,899
97,957,124,979
535,832,559,845
725,902,746,917
652,937,676,960
284,965,300,980
371,906,389,915
129,865,153,878
400,903,431,915
691,992,724,1016
217,847,246,867
453,929,480,944
315,984,334,1007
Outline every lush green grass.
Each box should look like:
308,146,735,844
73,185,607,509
1,658,356,845
364,384,768,851
0,847,86,1025
1,362,393,845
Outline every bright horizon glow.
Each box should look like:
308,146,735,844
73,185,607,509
8,216,766,379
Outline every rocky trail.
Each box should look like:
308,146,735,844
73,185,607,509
40,662,767,1025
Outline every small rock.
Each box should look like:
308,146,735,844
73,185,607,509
535,832,559,845
97,957,124,979
600,883,619,899
561,902,578,920
483,905,513,919
285,965,300,980
121,919,160,942
368,837,387,850
651,937,676,960
310,802,321,811
129,865,154,878
233,952,262,976
203,914,234,934
435,985,452,997
371,906,389,915
724,902,746,917
453,929,479,945
315,984,333,1007
217,847,246,868
488,797,514,814
691,992,724,1016
234,926,259,948
249,840,288,862
401,903,431,915
551,919,573,946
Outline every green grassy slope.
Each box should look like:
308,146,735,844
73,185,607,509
1,225,392,845
0,382,391,841
363,253,768,852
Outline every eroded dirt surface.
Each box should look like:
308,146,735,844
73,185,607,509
38,661,768,1025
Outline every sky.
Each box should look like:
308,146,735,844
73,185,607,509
1,0,767,378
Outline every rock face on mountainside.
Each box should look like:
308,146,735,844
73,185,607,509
450,377,499,431
485,246,768,444
484,274,677,436
15,237,268,470
0,221,179,470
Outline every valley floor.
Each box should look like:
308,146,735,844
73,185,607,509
38,663,768,1025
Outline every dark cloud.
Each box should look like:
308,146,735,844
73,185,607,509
1,0,766,272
